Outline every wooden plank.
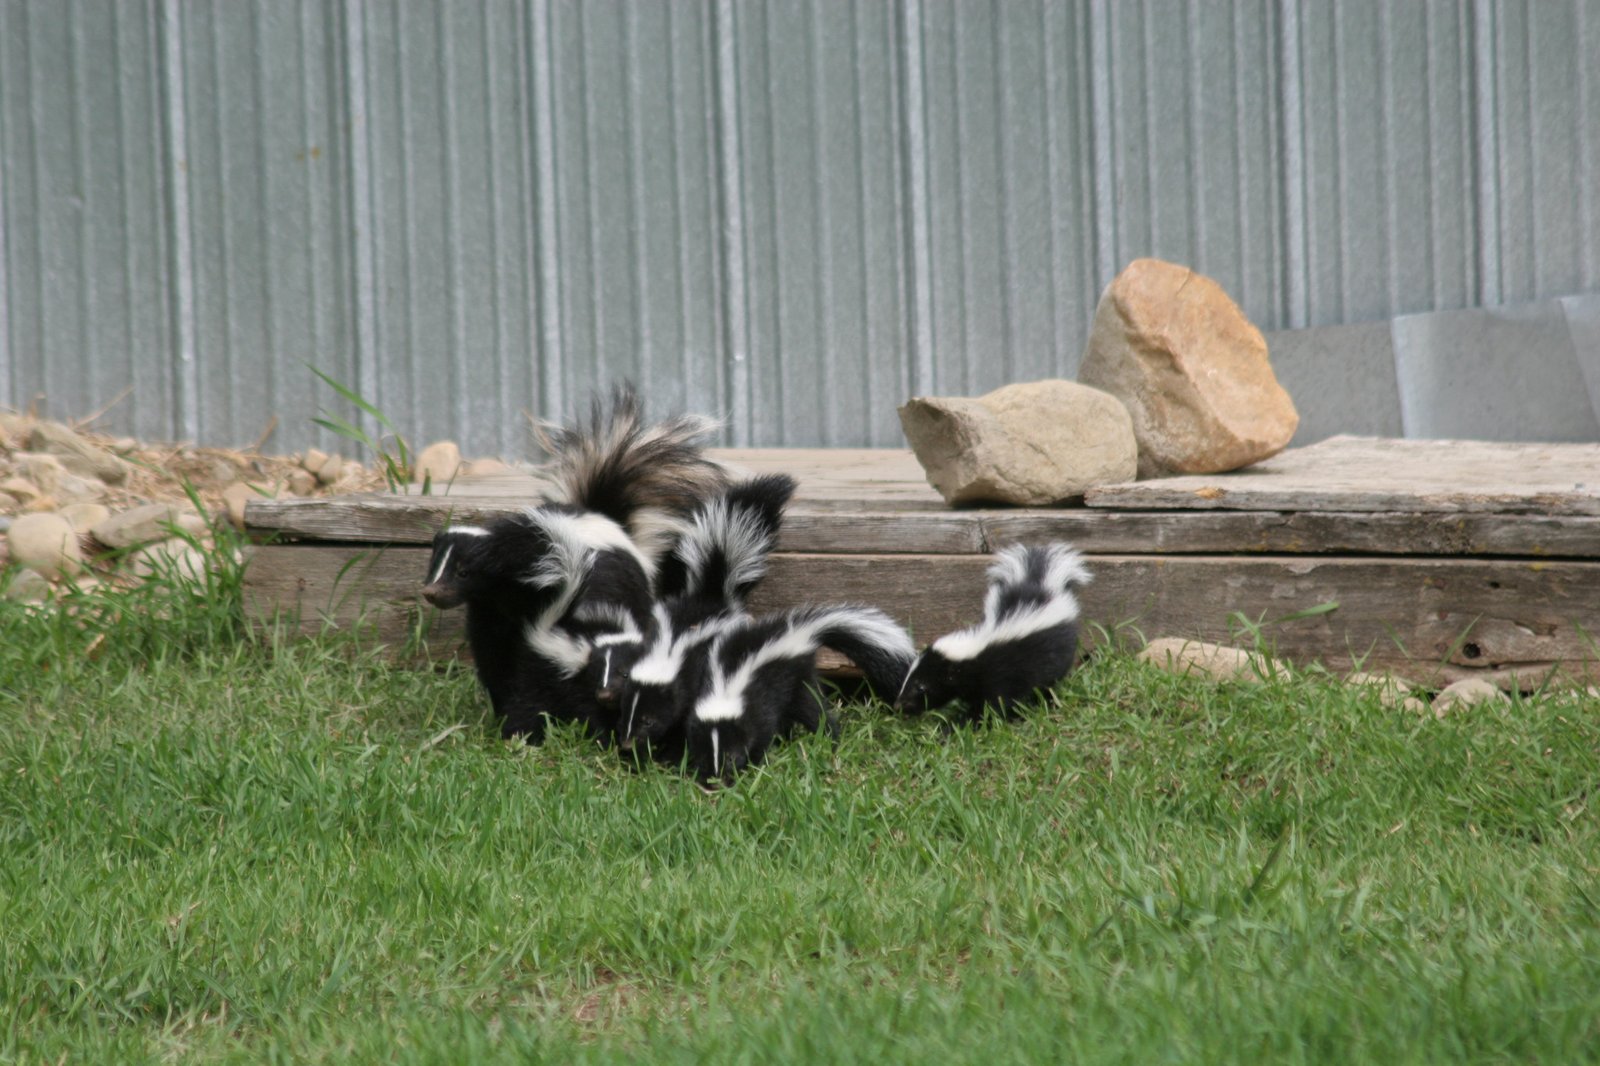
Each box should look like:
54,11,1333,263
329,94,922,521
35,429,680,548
1087,436,1600,515
242,544,1600,690
245,489,1600,560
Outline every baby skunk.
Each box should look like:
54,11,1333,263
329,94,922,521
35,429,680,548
604,473,799,761
684,604,916,785
421,385,725,741
421,507,653,741
896,541,1091,721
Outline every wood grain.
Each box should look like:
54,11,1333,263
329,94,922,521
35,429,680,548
1086,435,1600,515
243,545,1600,689
244,493,1600,560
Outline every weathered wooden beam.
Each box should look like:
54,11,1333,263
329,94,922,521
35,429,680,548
242,544,1600,690
245,493,1600,560
1086,436,1600,515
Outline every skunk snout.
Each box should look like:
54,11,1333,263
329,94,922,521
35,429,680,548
420,582,463,609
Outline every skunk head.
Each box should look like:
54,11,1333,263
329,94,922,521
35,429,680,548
584,633,645,710
420,525,492,609
686,714,753,786
616,679,683,755
895,647,961,713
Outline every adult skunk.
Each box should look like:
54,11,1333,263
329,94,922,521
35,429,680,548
421,385,725,740
603,473,799,761
895,541,1091,721
421,507,653,740
683,604,916,785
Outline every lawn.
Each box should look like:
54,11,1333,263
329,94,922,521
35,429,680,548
2,555,1599,1064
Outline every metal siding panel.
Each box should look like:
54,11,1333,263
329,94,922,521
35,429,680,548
1,1,173,437
920,0,1098,400
1099,2,1282,332
735,0,908,446
177,1,352,451
544,1,720,437
1494,2,1592,304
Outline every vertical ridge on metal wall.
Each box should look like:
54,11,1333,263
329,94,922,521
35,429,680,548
159,0,198,442
341,0,379,445
712,0,750,446
528,0,562,428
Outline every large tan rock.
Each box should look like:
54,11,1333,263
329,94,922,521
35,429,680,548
898,380,1137,505
1079,258,1298,478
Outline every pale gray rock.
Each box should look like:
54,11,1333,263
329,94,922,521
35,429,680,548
1138,637,1290,683
0,477,42,503
1079,258,1299,478
90,503,193,550
1430,678,1509,718
286,469,318,497
463,457,513,477
29,421,129,484
303,448,330,473
314,453,344,485
10,453,69,496
1344,670,1414,708
130,539,209,583
58,502,113,532
4,567,52,603
414,441,464,485
7,512,84,580
898,380,1138,505
220,481,268,529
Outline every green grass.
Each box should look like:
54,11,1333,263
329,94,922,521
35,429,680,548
3,559,1599,1064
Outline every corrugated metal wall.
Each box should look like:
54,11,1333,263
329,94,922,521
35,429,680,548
2,0,1597,455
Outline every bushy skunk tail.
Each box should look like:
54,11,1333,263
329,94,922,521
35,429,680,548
655,473,798,603
988,541,1093,596
783,604,917,696
536,383,728,567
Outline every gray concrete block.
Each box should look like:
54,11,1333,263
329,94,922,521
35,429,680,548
1265,321,1402,446
1392,301,1600,442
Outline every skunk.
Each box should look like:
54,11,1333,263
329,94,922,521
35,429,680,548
421,385,725,741
896,542,1091,721
534,383,727,573
683,604,916,785
603,474,799,761
422,507,653,740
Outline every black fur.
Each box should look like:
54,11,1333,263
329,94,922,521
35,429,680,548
682,604,916,785
607,474,798,762
896,542,1091,721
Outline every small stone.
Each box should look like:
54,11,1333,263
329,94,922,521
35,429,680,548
90,503,193,550
1431,678,1509,718
58,502,112,532
7,512,84,581
315,453,344,485
11,453,69,495
130,539,209,583
220,481,272,529
28,421,130,484
4,568,52,603
175,513,211,540
304,448,330,473
463,457,513,477
413,441,463,485
206,458,240,485
109,437,139,455
1137,637,1290,684
0,492,18,514
1345,670,1413,708
1079,258,1299,477
54,472,107,504
898,380,1139,505
286,469,318,497
0,477,42,502
1400,696,1431,715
